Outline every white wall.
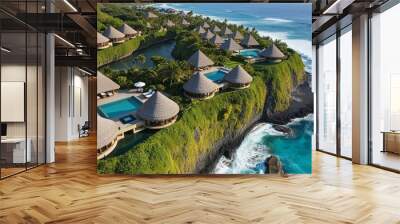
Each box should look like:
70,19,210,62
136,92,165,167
54,66,89,141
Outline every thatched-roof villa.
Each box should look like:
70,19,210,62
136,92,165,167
188,50,214,70
103,25,125,44
231,30,244,42
145,11,158,19
221,26,233,37
195,26,206,34
241,34,259,48
259,44,286,62
136,92,180,129
210,34,224,47
97,32,112,49
183,72,219,100
223,65,253,89
118,23,138,39
211,25,221,33
203,22,211,29
97,71,120,97
221,38,243,52
97,115,123,160
201,30,214,40
182,18,190,26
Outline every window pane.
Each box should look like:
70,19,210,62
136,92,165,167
340,27,352,158
317,35,337,154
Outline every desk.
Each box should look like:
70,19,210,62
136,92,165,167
382,131,400,154
1,138,31,164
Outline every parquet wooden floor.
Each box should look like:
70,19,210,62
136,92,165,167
1,135,400,224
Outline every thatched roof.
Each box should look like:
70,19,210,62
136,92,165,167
187,50,214,68
203,22,211,29
146,22,152,28
136,92,179,121
182,18,190,25
97,71,120,94
165,19,175,27
224,65,253,84
103,26,125,39
221,26,233,36
97,32,110,44
241,34,259,47
145,11,158,19
221,38,243,52
183,72,219,94
211,25,221,33
231,31,244,40
194,26,206,34
97,115,119,149
211,34,224,45
202,30,214,40
118,23,138,35
259,44,285,59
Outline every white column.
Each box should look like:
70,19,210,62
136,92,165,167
352,14,369,164
46,33,55,163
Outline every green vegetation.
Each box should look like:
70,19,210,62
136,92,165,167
253,52,304,112
98,77,267,174
97,36,143,67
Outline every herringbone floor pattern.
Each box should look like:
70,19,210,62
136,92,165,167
1,135,400,224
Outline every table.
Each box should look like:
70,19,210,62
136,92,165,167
382,131,400,154
1,138,31,164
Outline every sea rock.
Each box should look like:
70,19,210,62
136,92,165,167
264,155,283,174
264,78,314,124
272,124,293,136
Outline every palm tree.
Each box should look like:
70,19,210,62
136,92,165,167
135,54,146,65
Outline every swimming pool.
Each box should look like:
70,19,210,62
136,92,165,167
239,49,261,58
98,97,143,119
205,70,227,83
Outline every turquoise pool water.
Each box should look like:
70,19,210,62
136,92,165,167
98,97,143,119
205,70,226,83
239,49,260,58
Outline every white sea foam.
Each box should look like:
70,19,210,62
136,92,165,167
257,30,289,40
288,113,314,125
214,123,286,174
263,17,293,23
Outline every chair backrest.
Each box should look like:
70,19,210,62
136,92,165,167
82,121,90,129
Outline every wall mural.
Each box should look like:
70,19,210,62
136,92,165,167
96,3,313,175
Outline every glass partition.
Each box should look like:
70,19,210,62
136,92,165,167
339,26,352,158
317,35,337,154
0,3,46,179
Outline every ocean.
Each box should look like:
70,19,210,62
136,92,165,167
156,3,312,73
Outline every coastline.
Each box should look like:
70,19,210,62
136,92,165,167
264,78,313,125
156,3,312,62
204,79,313,173
208,113,313,175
